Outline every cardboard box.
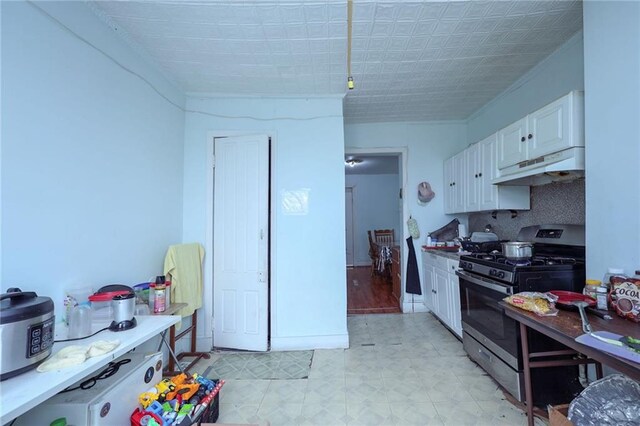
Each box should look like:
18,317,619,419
548,404,574,426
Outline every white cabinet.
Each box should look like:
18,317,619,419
498,91,584,169
422,251,462,338
447,259,462,337
444,152,465,214
434,268,451,324
423,260,435,312
497,118,527,169
449,134,529,214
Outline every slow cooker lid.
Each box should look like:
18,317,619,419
0,288,54,325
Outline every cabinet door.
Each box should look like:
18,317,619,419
479,134,498,210
423,263,436,312
465,144,480,211
435,268,451,326
497,118,527,169
453,152,466,213
443,157,455,214
527,94,571,159
448,272,462,338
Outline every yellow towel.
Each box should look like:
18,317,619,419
164,243,205,318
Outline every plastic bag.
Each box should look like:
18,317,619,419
568,374,640,425
407,216,420,239
503,292,559,316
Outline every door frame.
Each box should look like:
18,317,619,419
205,130,276,350
344,147,408,308
345,186,356,267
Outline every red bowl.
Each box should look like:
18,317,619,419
548,290,596,308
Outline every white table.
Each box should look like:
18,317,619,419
0,315,180,424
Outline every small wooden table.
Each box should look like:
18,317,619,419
502,302,640,426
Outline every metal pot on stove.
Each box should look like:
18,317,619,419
501,241,534,260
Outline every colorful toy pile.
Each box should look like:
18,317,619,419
131,373,224,426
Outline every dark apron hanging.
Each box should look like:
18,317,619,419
405,236,421,295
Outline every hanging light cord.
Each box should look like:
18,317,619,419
347,0,354,89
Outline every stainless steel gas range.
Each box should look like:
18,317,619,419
457,224,586,407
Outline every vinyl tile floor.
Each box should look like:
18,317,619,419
194,313,547,426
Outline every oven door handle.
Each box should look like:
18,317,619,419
456,270,513,295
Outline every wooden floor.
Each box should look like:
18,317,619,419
347,266,401,314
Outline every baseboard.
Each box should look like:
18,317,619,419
402,301,429,313
270,333,349,351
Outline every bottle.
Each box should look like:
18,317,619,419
602,268,626,291
596,286,608,310
584,279,601,300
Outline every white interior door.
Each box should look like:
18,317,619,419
345,187,354,267
213,135,269,351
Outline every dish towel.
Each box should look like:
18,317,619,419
164,243,205,319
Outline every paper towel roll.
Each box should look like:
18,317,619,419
458,224,467,238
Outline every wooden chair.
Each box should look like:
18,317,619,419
374,229,395,245
367,231,379,276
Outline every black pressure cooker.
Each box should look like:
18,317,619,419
0,288,55,380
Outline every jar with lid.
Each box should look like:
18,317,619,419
584,279,601,300
602,268,627,291
596,286,609,310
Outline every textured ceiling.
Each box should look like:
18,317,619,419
89,1,583,123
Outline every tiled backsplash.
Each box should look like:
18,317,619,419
469,179,585,240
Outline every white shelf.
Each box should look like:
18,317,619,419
0,315,180,424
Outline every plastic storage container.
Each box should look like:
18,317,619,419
584,279,601,300
596,287,608,310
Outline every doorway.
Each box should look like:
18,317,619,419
344,149,407,314
208,133,271,352
345,187,355,267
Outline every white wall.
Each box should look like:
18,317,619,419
182,96,348,350
583,1,640,278
467,31,584,143
344,121,468,308
346,173,400,266
1,1,186,320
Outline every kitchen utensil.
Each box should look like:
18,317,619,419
501,241,534,260
575,331,640,363
460,240,506,253
573,301,592,333
68,305,92,339
549,290,612,319
109,292,137,332
469,232,499,243
0,288,55,380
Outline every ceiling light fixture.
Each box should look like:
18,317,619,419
345,158,363,167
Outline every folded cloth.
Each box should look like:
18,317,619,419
164,243,205,318
37,340,120,372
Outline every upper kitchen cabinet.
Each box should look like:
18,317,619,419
446,134,529,214
498,91,584,170
444,152,465,214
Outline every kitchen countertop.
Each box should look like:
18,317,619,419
421,247,467,260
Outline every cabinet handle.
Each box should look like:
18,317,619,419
520,136,526,142
479,172,482,177
432,289,437,294
474,173,478,178
452,182,455,186
528,133,533,139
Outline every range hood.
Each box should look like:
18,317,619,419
492,147,585,186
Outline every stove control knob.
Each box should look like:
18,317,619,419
498,271,505,279
489,269,496,277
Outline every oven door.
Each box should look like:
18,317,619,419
457,270,520,369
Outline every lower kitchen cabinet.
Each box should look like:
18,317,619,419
421,250,462,338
